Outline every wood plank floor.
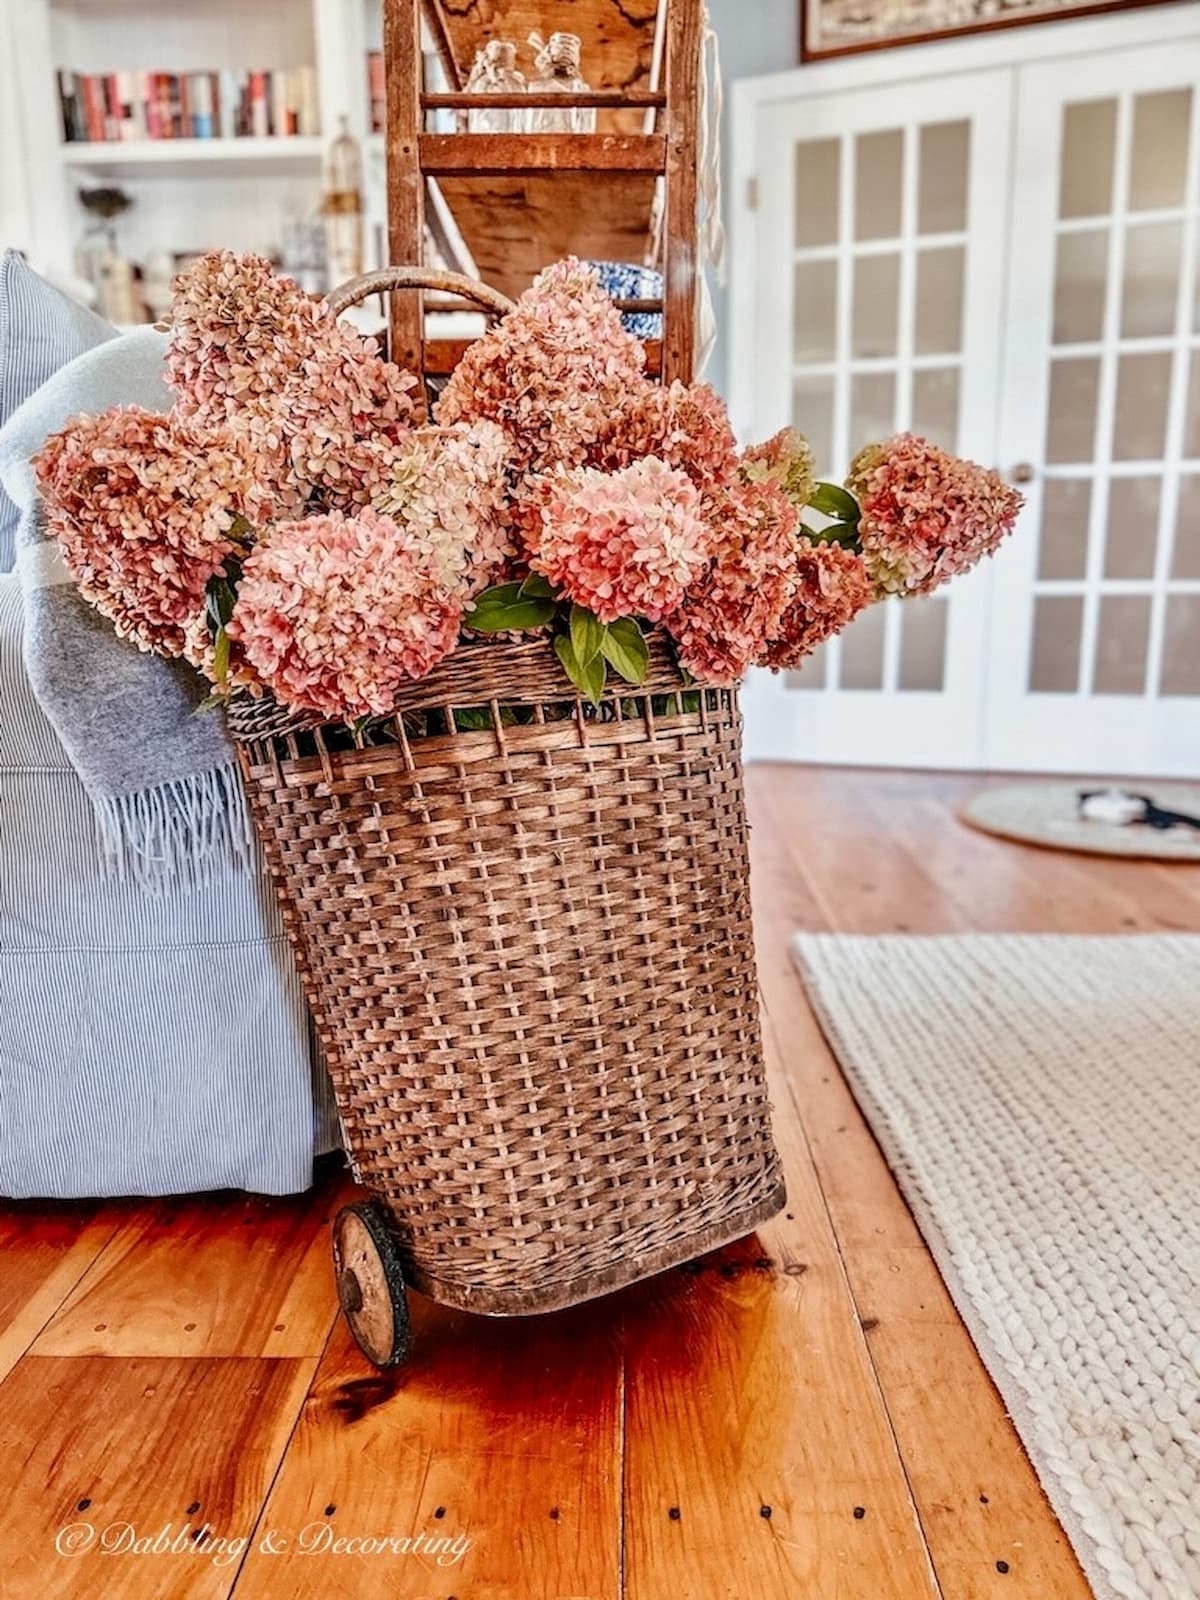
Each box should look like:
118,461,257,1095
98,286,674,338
4,764,1195,1600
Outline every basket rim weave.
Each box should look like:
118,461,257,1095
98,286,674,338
225,628,706,743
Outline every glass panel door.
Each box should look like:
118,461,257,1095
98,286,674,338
744,69,1013,767
989,44,1200,774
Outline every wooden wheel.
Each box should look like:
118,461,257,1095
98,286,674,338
331,1202,412,1368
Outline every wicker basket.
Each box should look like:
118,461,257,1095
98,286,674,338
226,268,786,1332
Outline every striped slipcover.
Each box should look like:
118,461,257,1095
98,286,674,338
0,253,338,1196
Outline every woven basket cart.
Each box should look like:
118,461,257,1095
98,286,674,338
225,267,787,1367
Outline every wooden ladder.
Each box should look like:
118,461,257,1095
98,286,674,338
381,0,702,394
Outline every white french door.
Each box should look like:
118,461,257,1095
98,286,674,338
735,8,1200,775
988,43,1200,774
744,70,1013,768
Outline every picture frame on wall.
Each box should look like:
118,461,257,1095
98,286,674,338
801,0,1177,61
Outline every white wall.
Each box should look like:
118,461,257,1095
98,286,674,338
706,0,797,399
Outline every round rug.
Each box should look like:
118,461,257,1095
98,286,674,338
960,781,1200,860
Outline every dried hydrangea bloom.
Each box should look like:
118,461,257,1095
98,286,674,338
530,457,711,624
758,537,874,670
367,419,514,598
667,476,799,685
593,380,739,497
166,250,418,515
229,509,462,719
436,257,646,478
34,406,259,658
739,427,816,511
846,433,1022,597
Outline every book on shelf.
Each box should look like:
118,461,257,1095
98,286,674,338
367,50,385,134
56,67,320,144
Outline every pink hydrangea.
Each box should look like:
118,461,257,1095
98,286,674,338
529,457,711,624
34,407,260,657
847,433,1023,597
166,250,419,515
437,257,646,478
666,477,799,684
740,427,816,509
228,509,462,718
593,380,739,497
366,419,514,597
758,537,874,670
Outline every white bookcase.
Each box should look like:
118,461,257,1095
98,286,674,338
3,0,389,293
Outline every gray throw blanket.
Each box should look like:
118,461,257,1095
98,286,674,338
0,327,254,889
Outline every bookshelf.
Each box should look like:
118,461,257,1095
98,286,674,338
59,137,326,178
6,0,384,298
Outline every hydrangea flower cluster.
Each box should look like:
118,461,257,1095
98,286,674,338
366,419,514,598
34,251,1023,719
228,509,462,718
438,257,647,478
759,538,874,671
847,434,1022,597
740,427,817,511
530,458,710,624
593,380,739,497
167,249,418,515
34,407,259,657
666,477,801,684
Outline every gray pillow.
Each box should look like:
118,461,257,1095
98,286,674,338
0,252,114,570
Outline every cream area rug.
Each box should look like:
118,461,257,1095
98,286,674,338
792,933,1200,1600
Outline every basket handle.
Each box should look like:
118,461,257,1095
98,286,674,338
325,266,515,319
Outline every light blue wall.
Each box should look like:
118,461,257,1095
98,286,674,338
704,0,798,399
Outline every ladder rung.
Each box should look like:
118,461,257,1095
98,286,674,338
422,90,666,110
418,133,667,177
419,297,663,317
424,336,663,377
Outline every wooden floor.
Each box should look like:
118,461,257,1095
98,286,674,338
5,766,1198,1600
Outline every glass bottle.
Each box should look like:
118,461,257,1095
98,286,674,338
323,115,364,288
75,185,131,294
526,33,594,134
465,41,525,134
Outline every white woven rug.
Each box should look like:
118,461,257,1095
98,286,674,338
792,933,1200,1600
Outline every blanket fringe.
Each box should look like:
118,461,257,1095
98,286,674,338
92,763,259,893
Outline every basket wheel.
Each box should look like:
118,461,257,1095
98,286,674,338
331,1202,412,1369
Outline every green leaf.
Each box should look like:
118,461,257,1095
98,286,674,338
569,604,605,665
453,706,494,731
204,562,241,638
211,625,231,686
601,616,649,685
193,691,225,715
807,481,861,522
464,583,557,633
555,632,607,706
518,572,557,600
806,519,860,549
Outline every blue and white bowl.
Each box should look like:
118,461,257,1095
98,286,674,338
586,260,663,340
